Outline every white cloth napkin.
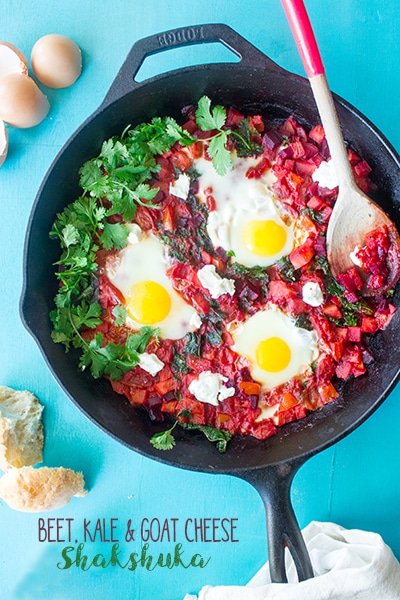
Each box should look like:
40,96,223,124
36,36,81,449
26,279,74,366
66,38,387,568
184,521,400,600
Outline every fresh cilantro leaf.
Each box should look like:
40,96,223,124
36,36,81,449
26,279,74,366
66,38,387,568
196,96,226,131
72,302,103,330
207,131,232,176
79,161,103,192
165,117,196,146
195,97,232,176
112,305,128,326
78,326,159,380
126,326,159,355
100,139,129,169
100,221,129,250
150,420,178,451
62,224,79,247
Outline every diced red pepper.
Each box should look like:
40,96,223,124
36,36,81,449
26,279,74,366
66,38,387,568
322,303,343,320
154,378,176,395
289,243,315,269
238,381,261,396
170,149,192,171
129,388,148,406
309,124,325,144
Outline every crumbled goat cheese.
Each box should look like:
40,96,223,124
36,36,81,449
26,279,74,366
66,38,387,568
138,353,164,376
188,371,235,406
312,160,338,190
169,173,190,200
197,264,235,299
302,281,324,307
190,312,202,330
349,245,363,267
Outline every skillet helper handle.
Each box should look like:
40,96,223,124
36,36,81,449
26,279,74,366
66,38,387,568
241,459,313,583
101,23,282,108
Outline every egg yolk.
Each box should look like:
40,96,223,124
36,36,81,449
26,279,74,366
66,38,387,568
242,219,287,257
256,337,291,372
126,281,171,325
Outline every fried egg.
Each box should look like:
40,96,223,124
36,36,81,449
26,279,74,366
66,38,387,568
231,304,319,389
195,155,295,267
106,233,200,340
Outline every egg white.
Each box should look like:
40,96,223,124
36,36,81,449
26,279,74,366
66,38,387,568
195,155,295,267
106,233,200,340
231,304,319,389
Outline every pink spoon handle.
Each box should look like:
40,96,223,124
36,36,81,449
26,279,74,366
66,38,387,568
280,0,324,77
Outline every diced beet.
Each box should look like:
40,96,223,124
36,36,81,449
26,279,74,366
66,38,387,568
337,268,363,294
354,160,372,177
313,234,327,256
360,345,375,365
291,140,306,159
248,395,259,410
238,283,260,302
361,317,378,332
226,107,245,127
146,396,164,421
262,129,283,150
302,141,320,158
319,137,331,160
347,326,362,342
294,158,318,177
278,145,294,159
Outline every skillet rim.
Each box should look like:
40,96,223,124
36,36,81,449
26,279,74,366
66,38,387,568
20,53,400,475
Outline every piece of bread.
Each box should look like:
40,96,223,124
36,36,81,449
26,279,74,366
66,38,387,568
0,385,44,471
0,466,87,512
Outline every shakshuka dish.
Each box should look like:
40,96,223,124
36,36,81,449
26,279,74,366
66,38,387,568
49,96,398,451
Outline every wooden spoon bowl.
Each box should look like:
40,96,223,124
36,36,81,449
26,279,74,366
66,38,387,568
281,0,400,295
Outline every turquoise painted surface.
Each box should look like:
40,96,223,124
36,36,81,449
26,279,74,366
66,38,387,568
0,1,399,598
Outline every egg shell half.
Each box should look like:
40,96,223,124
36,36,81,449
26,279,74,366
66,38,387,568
31,34,82,89
0,74,50,128
0,120,8,167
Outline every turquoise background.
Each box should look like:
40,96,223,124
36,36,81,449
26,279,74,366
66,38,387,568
1,1,399,598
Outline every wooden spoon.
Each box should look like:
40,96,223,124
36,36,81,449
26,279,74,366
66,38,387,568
280,0,400,295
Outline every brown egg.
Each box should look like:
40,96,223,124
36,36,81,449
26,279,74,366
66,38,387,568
0,41,28,79
0,74,50,128
0,120,8,167
31,34,82,89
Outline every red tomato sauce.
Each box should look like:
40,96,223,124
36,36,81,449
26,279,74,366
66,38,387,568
93,110,397,443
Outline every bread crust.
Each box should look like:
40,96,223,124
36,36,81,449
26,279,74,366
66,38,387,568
0,466,87,512
0,385,44,471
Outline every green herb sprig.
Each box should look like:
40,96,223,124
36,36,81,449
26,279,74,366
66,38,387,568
79,116,195,222
195,96,261,176
150,420,179,451
150,418,232,452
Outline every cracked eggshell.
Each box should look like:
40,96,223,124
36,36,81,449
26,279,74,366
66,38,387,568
31,34,82,89
0,41,28,79
0,120,7,167
0,73,50,128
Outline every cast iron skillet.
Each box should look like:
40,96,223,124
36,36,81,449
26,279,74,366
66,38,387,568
20,24,400,583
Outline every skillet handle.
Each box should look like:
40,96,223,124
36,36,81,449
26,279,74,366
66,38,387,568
238,458,313,583
100,23,283,108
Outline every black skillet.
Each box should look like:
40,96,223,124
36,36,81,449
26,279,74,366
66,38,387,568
20,24,400,583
